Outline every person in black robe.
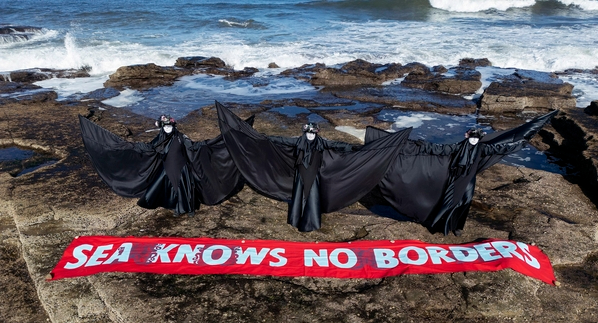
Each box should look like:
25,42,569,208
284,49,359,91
79,114,252,217
268,122,357,231
216,101,412,232
364,110,558,235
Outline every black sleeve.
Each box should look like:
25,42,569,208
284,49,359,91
79,115,162,198
323,140,355,152
217,101,296,202
268,135,299,147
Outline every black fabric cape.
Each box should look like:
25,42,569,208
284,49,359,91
79,115,252,214
216,101,412,232
364,110,558,235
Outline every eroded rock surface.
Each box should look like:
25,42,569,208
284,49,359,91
480,70,576,114
1,58,597,323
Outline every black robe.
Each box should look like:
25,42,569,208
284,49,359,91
364,110,558,235
216,101,412,232
79,115,251,215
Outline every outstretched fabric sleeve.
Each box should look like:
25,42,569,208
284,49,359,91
364,110,558,227
79,115,161,198
365,128,454,222
216,101,295,202
476,110,558,173
187,116,255,205
217,101,413,212
318,127,412,212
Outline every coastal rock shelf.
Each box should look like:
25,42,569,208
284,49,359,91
0,57,597,323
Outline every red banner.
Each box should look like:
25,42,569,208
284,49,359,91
48,236,556,284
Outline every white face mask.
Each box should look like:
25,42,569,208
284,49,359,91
468,137,479,145
163,125,173,134
306,132,316,141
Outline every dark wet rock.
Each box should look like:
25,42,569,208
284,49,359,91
268,62,280,68
585,100,598,116
555,67,598,76
80,87,121,101
0,82,43,94
0,25,43,42
175,56,226,69
480,70,576,114
0,25,43,34
330,84,478,115
458,57,492,69
0,82,57,103
104,63,193,90
174,56,259,80
310,59,424,87
401,65,482,95
105,58,261,90
547,108,598,205
1,67,91,84
224,67,259,80
280,63,327,82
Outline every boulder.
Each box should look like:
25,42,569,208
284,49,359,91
175,56,226,69
103,63,192,90
585,100,598,116
310,59,426,87
480,70,576,114
458,57,492,69
1,68,91,84
401,65,482,95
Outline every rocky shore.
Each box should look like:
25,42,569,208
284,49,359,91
1,57,597,323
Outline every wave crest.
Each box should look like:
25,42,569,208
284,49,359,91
0,25,46,44
428,0,536,12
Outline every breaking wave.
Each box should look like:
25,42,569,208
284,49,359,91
428,0,598,12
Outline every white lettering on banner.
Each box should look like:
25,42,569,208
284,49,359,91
61,240,542,273
173,244,205,263
65,243,133,269
304,249,329,267
373,249,399,268
203,245,232,265
426,246,456,264
148,244,180,263
236,247,270,265
86,244,114,266
449,246,478,262
269,248,287,267
329,248,357,269
398,246,428,265
64,244,93,269
491,241,524,261
474,243,502,262
304,249,358,268
517,242,541,269
104,243,132,265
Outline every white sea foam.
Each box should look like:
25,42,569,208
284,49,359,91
34,76,107,100
179,74,316,96
429,0,536,12
391,113,439,129
335,126,366,142
559,72,598,108
102,89,144,107
557,0,598,10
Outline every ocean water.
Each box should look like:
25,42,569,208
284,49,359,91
2,0,597,105
1,0,595,173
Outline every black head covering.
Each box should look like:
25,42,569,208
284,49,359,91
155,115,177,128
302,122,320,133
465,128,486,139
